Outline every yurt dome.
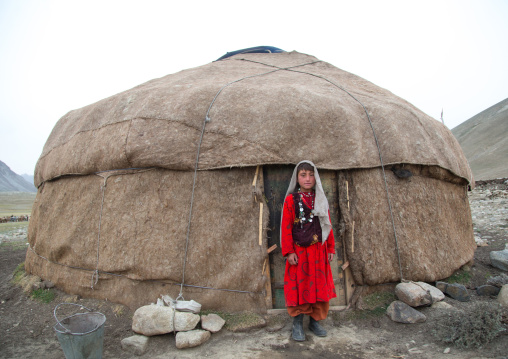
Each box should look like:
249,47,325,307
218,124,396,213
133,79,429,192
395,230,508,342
26,50,475,311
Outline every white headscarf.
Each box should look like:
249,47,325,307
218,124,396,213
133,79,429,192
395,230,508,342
280,160,332,244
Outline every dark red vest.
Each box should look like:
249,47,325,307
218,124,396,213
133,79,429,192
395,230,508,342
291,192,322,247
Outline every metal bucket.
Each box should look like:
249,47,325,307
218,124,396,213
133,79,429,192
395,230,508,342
53,303,106,359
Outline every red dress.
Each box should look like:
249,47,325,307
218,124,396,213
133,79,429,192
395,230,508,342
281,192,337,307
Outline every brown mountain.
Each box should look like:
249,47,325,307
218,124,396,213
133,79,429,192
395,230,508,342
452,98,508,180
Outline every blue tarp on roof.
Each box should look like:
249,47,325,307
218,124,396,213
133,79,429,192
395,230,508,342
216,46,285,61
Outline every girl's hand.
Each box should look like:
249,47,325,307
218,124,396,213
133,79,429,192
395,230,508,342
328,253,334,262
287,253,298,265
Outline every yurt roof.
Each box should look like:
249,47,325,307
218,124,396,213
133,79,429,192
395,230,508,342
35,51,473,187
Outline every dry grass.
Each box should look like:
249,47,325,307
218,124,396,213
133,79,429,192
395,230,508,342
0,192,35,217
433,302,505,349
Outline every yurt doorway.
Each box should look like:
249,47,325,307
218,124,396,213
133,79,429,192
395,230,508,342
263,165,354,309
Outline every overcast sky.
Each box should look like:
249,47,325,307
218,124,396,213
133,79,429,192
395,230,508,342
1,0,507,175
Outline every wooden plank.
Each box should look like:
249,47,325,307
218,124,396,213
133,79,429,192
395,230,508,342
258,202,263,246
351,221,355,253
345,267,355,305
252,165,260,187
267,244,277,254
263,165,293,308
263,257,273,309
319,170,344,307
346,180,350,210
338,173,355,306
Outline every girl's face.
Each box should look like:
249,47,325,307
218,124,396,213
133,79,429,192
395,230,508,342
297,169,316,192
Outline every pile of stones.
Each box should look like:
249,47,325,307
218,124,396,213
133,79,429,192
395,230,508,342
386,280,508,324
121,297,225,355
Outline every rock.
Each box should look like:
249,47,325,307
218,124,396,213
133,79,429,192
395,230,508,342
175,329,211,349
132,305,200,336
497,284,508,308
201,314,226,333
32,282,44,290
475,236,488,246
476,285,501,297
435,282,446,291
121,335,149,355
435,282,470,302
265,315,288,333
490,245,508,271
174,311,201,331
431,301,457,311
395,282,432,307
132,306,174,336
22,275,41,292
386,301,426,323
415,282,444,303
487,273,508,287
224,312,267,332
443,347,451,354
408,348,423,354
63,295,80,303
43,280,55,289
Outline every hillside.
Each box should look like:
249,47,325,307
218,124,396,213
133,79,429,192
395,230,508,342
0,161,37,192
21,174,34,186
452,98,508,180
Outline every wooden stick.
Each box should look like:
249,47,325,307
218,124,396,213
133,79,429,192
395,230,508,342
252,165,260,187
258,202,263,246
346,181,350,210
267,244,277,254
262,258,267,275
263,258,273,309
340,226,349,305
351,221,355,253
341,260,350,270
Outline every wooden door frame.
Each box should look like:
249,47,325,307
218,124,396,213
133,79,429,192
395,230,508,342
262,164,354,309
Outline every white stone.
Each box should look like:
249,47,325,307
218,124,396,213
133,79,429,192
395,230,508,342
490,245,508,271
415,282,445,303
175,329,211,349
443,347,451,354
497,284,508,308
132,305,200,336
386,301,426,323
121,335,149,355
431,301,457,311
201,313,226,333
395,282,432,307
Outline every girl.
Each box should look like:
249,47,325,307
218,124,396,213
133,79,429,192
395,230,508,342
281,160,336,341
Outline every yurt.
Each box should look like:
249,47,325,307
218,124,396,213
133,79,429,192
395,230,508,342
25,48,476,312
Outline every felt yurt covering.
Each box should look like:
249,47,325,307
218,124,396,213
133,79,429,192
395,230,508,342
26,51,476,312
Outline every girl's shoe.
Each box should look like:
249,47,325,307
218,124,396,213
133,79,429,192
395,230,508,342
292,314,305,341
309,317,327,337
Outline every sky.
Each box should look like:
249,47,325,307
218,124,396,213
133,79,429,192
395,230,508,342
0,0,507,176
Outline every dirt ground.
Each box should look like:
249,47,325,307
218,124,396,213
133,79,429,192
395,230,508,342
1,180,507,359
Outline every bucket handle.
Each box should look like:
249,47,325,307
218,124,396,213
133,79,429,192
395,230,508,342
54,303,93,334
